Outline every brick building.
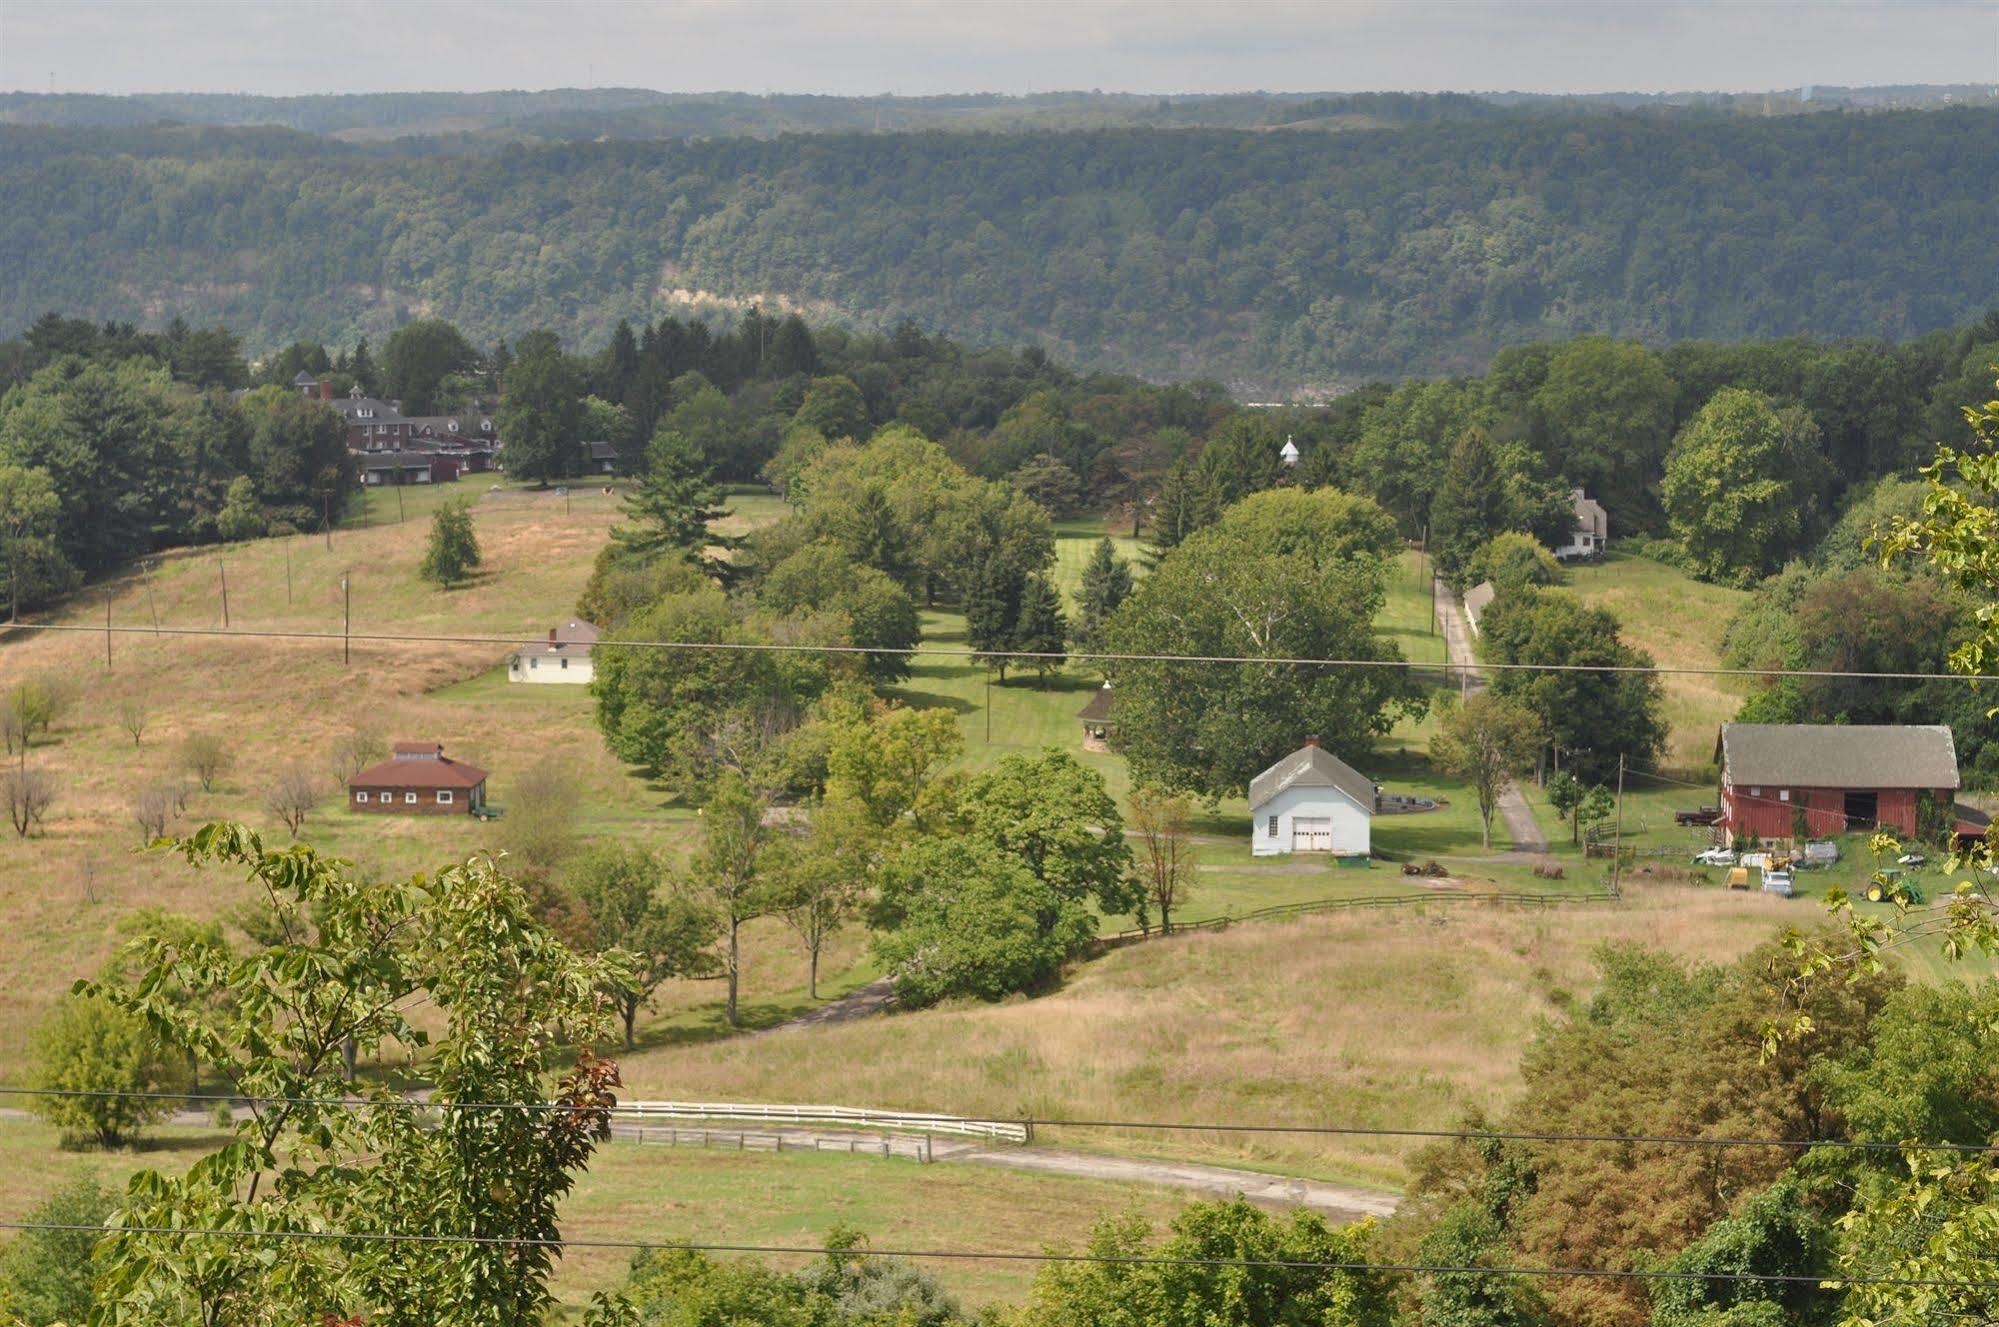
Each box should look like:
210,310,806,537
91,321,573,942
347,742,489,815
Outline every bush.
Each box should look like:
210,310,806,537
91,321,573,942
0,1175,113,1325
29,993,183,1148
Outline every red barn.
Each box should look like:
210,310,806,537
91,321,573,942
1716,723,1958,843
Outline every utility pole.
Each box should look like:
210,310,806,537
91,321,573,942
395,483,405,523
285,547,293,606
323,493,333,551
342,575,351,666
104,595,112,669
984,665,992,744
218,559,229,629
147,565,159,635
1611,753,1627,897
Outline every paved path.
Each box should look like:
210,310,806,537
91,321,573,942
1434,579,1547,856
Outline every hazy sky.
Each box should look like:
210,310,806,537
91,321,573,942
3,0,1996,98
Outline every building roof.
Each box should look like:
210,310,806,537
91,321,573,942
333,393,404,422
405,414,497,437
1463,581,1496,621
355,451,436,470
350,743,487,790
1718,723,1960,791
584,440,619,461
291,370,319,386
515,620,601,659
1077,683,1114,723
1570,488,1607,538
1248,740,1377,812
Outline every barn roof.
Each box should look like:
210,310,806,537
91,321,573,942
515,620,600,659
1718,723,1959,791
1248,741,1376,812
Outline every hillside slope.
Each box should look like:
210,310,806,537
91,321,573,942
5,109,1999,385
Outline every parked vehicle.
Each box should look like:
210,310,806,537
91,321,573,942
1727,866,1751,890
1762,868,1795,897
1675,806,1721,826
1896,852,1928,868
1741,852,1774,871
1693,847,1737,867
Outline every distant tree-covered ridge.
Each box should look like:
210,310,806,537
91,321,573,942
7,107,1999,386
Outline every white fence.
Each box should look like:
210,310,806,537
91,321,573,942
625,1125,937,1162
613,1100,1031,1143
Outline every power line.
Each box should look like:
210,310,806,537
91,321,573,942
9,618,1999,686
2,1087,1991,1155
0,1220,1988,1289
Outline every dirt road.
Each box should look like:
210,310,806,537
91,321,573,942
1433,579,1547,855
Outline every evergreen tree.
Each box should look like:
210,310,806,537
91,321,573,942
1013,573,1069,685
1429,426,1511,587
965,553,1026,680
418,499,481,587
611,426,733,573
1144,456,1222,565
1073,536,1134,655
495,333,584,486
347,336,378,396
605,319,641,402
767,314,821,378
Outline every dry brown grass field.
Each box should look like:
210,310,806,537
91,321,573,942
616,881,1802,1189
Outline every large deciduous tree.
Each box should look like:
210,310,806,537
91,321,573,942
1662,388,1824,585
1429,692,1540,849
1105,491,1424,799
381,319,480,415
568,844,720,1048
497,332,584,486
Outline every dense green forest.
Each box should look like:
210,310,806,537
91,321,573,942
7,105,1999,385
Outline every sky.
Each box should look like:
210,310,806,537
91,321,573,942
2,0,1996,98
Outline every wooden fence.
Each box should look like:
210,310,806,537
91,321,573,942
1097,887,1617,947
614,1100,1031,1143
625,1125,936,1162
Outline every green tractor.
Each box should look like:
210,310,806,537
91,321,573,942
1865,870,1926,906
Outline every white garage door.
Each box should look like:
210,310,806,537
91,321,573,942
1293,817,1333,852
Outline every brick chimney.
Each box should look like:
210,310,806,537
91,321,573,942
549,628,558,643
318,377,333,401
1304,735,1321,748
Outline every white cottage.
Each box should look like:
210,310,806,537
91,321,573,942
1248,737,1376,857
508,621,600,685
1553,488,1608,561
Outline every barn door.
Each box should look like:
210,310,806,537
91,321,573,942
1293,817,1333,852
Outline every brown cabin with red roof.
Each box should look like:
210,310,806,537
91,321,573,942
347,742,488,816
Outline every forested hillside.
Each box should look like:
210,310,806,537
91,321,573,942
6,107,1999,385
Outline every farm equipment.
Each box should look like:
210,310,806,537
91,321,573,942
1675,806,1722,826
1693,847,1737,867
1727,866,1751,890
1761,868,1795,898
1866,870,1926,905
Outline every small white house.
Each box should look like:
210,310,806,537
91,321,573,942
508,621,600,685
1553,488,1608,561
1248,737,1376,857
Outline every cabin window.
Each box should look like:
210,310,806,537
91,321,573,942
1779,789,1791,802
1267,815,1278,837
437,791,453,804
1749,787,1762,798
355,791,367,803
560,657,568,669
404,792,418,804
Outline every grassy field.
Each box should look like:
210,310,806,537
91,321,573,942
1562,553,1750,770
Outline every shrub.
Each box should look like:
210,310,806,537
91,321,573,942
29,993,183,1148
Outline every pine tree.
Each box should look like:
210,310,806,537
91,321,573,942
1013,573,1069,686
1429,426,1510,587
1074,536,1134,655
965,554,1026,680
606,319,640,402
347,337,378,396
418,499,480,588
1144,457,1221,565
612,428,733,573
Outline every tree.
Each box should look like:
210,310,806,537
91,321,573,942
419,498,482,587
82,823,631,1325
1575,783,1615,846
569,844,720,1048
872,837,1096,1006
1533,337,1677,526
1472,531,1562,595
1143,455,1223,562
766,796,873,999
381,319,479,415
1073,536,1134,655
793,374,869,441
824,701,964,833
1662,388,1821,584
241,386,355,522
1012,573,1068,685
1429,693,1540,849
4,677,64,753
177,731,233,791
29,993,182,1148
1129,788,1196,934
611,425,733,572
0,461,75,618
953,748,1138,922
329,727,388,782
691,771,772,1028
495,760,581,872
213,473,264,541
1,1178,113,1323
1008,452,1083,514
1546,770,1583,844
1016,1199,1392,1327
263,765,320,838
758,539,921,682
1478,588,1665,784
132,782,180,842
116,694,149,746
1429,427,1512,587
2,766,56,837
1105,520,1424,800
497,332,584,485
